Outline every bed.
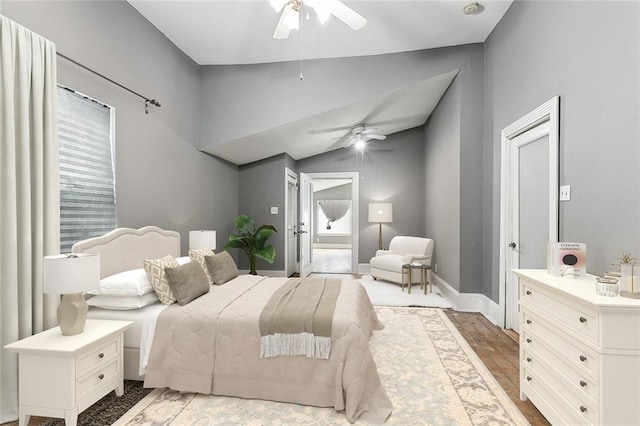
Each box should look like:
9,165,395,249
72,226,392,423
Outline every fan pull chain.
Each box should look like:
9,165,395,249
299,10,304,80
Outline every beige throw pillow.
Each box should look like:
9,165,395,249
144,254,179,305
188,248,215,285
164,261,210,305
204,251,239,285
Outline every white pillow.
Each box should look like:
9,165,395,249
87,292,159,310
88,268,153,296
176,256,191,265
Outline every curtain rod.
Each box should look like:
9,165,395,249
57,52,161,114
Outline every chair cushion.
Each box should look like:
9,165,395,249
370,254,406,271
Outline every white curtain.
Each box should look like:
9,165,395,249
319,200,350,229
0,15,60,423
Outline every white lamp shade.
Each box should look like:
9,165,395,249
43,254,100,294
368,203,393,223
189,230,217,250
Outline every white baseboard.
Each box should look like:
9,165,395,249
358,263,370,275
238,269,288,277
432,273,501,326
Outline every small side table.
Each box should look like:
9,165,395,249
4,319,131,426
402,263,432,294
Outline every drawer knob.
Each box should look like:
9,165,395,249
526,290,532,295
98,373,104,380
579,316,587,323
526,376,532,381
580,355,587,362
526,319,532,325
580,406,587,413
526,357,532,363
526,338,532,344
98,353,105,359
580,380,587,387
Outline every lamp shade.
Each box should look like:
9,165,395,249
189,230,217,250
44,254,100,295
368,203,393,223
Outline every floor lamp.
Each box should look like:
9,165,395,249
368,203,393,250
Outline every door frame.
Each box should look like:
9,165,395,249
300,172,360,274
284,167,298,277
498,96,560,328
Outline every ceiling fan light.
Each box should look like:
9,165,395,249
270,0,287,12
355,139,366,149
315,5,331,24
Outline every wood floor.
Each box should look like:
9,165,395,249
445,310,550,425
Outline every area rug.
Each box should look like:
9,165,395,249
359,274,454,308
114,307,528,425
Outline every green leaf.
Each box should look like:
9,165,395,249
235,215,255,236
254,245,276,264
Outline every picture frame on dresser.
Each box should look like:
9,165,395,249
515,269,640,425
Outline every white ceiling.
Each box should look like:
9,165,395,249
127,1,513,164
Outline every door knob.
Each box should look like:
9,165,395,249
508,242,517,249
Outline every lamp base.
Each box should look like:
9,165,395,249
57,292,88,336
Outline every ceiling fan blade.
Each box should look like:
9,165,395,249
273,9,292,39
327,133,353,150
367,134,387,141
326,0,367,30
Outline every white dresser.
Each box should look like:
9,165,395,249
4,319,131,426
515,269,640,425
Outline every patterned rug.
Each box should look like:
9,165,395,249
114,308,528,425
359,274,454,309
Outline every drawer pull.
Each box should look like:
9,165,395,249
580,355,587,362
526,357,532,363
526,338,532,344
580,380,587,387
580,406,587,413
98,353,105,359
526,290,532,295
579,316,587,323
98,373,104,380
526,376,532,381
526,319,532,324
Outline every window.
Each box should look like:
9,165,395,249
57,86,116,253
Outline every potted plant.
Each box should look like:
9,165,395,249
224,214,277,275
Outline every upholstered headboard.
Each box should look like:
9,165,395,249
71,226,180,278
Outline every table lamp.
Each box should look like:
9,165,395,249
368,203,393,250
44,253,100,336
189,230,217,250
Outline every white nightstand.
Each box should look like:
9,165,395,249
4,319,132,426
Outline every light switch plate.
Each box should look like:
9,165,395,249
270,206,278,214
559,185,571,201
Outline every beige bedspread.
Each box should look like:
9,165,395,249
144,275,392,423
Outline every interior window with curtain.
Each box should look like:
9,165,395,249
57,86,116,253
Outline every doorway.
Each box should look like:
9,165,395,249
499,96,559,332
299,172,359,276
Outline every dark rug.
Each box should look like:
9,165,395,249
41,381,152,426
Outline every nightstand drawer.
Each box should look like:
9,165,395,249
521,281,599,342
76,338,118,376
77,359,119,398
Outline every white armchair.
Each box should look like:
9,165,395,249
369,236,434,285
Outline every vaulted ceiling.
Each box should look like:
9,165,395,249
127,1,513,164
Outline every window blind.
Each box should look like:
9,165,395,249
57,87,116,253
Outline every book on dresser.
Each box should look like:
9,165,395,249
514,269,640,426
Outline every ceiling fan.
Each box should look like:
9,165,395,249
271,0,368,40
334,124,387,149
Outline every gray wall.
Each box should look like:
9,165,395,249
2,1,240,255
298,127,426,263
237,154,286,271
424,77,461,291
483,0,640,301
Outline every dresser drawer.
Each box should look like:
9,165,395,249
523,364,598,426
76,338,118,376
521,309,598,378
521,280,598,342
522,344,598,405
77,359,119,398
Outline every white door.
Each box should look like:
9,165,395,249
285,168,298,277
299,173,313,277
500,97,559,331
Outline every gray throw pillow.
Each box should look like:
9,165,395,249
164,261,210,305
204,251,239,285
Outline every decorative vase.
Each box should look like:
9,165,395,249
620,263,639,298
